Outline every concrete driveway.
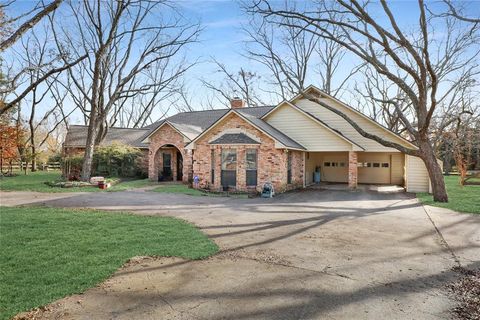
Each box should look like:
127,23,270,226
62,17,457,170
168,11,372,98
2,188,479,319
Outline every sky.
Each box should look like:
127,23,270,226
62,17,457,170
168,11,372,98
3,0,480,127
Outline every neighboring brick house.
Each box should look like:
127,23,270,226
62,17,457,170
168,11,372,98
64,85,435,193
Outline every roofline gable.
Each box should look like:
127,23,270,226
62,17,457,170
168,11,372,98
283,85,418,150
141,120,191,143
263,101,365,151
186,109,305,151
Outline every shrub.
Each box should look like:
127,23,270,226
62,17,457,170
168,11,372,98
63,155,83,180
93,143,144,178
62,143,147,180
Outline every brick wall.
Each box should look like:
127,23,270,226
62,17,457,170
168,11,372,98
148,124,188,181
192,112,304,193
348,151,358,189
63,147,85,157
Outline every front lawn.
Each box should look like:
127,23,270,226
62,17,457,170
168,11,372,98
153,183,216,196
0,206,218,320
418,175,480,214
0,171,153,193
153,184,249,198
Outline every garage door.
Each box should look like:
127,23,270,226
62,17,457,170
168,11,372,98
358,153,391,184
321,154,348,183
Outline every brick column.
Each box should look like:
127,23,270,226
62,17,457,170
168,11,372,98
237,147,246,191
182,149,192,183
172,150,177,181
348,151,358,189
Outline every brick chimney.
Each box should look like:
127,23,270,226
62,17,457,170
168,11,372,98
230,97,245,109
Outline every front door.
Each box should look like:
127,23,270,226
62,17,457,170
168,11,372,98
221,149,237,190
176,151,183,181
163,153,172,181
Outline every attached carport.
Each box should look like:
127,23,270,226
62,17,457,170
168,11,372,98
305,151,406,187
305,152,349,184
357,152,405,185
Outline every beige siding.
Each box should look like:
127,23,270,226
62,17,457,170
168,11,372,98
406,155,430,193
265,104,354,151
294,98,412,152
305,152,348,183
357,153,391,184
391,153,405,185
305,152,323,185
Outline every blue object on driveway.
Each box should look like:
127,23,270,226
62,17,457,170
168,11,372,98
314,172,321,184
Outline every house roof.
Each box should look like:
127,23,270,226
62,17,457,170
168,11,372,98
64,85,415,153
210,133,260,145
140,106,275,143
289,85,417,149
64,125,150,149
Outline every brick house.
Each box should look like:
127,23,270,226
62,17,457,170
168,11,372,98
64,85,435,193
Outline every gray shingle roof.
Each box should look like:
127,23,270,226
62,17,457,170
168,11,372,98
65,105,305,151
210,133,260,145
64,125,149,149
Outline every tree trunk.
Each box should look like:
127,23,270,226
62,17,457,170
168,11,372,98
31,145,37,172
80,116,99,182
418,139,448,202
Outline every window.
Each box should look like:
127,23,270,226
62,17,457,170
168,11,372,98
211,149,215,184
221,149,237,188
287,152,292,184
366,162,372,168
357,162,364,167
246,149,257,186
339,162,345,167
382,163,389,168
221,149,237,170
373,163,380,168
324,162,331,167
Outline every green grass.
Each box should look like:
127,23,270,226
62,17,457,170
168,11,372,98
418,175,480,214
152,184,249,198
0,171,153,193
153,184,215,196
0,206,218,320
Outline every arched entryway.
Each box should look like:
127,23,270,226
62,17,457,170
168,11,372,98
153,144,183,182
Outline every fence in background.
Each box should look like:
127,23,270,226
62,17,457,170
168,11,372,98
1,162,61,171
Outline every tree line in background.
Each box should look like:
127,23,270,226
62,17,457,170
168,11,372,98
1,0,479,202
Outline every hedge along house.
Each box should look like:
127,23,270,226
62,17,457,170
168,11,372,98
64,85,435,193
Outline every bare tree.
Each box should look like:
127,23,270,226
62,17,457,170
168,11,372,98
353,66,413,136
244,20,317,100
250,0,480,202
201,59,265,107
50,0,200,180
432,78,480,180
0,1,86,116
0,0,62,51
109,57,191,128
244,9,361,102
440,0,480,24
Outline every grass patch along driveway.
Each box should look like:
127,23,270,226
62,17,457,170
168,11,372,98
153,184,249,198
418,175,480,214
0,206,218,320
0,171,153,193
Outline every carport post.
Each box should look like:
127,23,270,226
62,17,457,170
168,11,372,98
348,151,358,189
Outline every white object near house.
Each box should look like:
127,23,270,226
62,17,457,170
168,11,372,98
90,176,105,185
